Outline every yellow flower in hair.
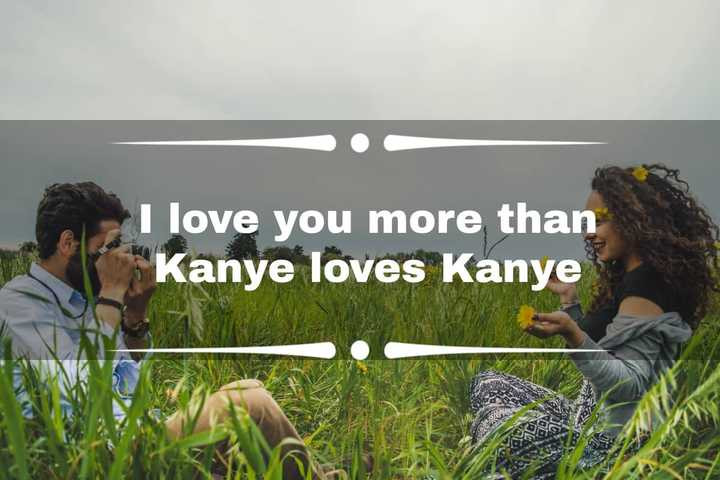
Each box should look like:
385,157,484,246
517,305,536,330
593,207,613,221
632,166,649,182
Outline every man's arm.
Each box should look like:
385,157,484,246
0,289,119,401
94,235,156,362
93,233,136,330
124,255,156,361
123,334,150,362
1,291,88,360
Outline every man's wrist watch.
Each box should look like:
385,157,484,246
122,317,150,339
96,297,150,338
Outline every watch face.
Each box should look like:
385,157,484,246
123,319,150,338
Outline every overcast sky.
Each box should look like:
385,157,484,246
1,121,718,260
1,2,718,259
1,1,720,119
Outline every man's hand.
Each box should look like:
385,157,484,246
124,256,156,327
95,230,135,302
525,310,586,348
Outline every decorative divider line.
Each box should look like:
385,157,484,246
112,133,605,153
113,134,337,151
113,342,337,359
114,341,605,359
384,342,603,359
383,134,605,151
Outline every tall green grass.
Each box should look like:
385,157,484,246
0,253,718,479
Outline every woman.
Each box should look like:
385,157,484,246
468,164,719,478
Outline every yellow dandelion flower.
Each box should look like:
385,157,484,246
593,207,613,221
422,265,440,286
632,166,649,182
356,360,368,374
540,255,550,269
517,305,536,330
165,387,179,404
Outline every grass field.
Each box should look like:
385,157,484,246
1,253,719,479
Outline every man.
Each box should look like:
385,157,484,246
0,182,322,479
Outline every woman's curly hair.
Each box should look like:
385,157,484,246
586,164,719,329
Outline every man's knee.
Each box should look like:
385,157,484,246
223,385,301,451
214,380,278,421
238,386,279,423
220,378,264,391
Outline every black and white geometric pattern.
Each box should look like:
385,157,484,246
468,370,615,479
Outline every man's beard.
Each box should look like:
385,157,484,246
65,252,102,298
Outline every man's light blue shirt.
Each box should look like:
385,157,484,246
0,262,147,421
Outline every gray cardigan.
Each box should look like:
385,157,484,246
564,305,692,436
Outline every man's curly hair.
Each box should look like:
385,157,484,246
36,182,130,259
586,164,719,329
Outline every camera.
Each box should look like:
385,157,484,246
92,237,151,262
130,244,151,261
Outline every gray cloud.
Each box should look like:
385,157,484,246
1,121,718,261
1,1,719,119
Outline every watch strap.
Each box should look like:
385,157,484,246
96,296,125,312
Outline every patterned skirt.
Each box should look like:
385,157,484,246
469,370,615,479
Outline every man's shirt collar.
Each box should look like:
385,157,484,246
29,263,86,312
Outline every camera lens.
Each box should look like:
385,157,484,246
132,245,151,261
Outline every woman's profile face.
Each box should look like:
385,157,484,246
584,190,630,263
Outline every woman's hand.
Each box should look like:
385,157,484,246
545,273,579,305
525,311,586,348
